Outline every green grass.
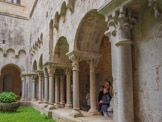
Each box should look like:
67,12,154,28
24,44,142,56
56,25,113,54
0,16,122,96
0,107,55,122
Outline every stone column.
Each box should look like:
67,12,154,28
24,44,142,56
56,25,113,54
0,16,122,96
88,60,98,115
54,74,60,108
106,9,135,122
60,74,65,107
32,75,37,101
20,76,25,101
38,71,43,103
44,70,49,104
47,64,55,110
69,55,83,118
65,69,72,108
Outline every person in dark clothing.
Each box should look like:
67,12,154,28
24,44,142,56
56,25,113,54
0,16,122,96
100,88,111,117
98,85,104,112
98,85,104,102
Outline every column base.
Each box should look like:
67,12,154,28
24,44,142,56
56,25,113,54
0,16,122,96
20,97,25,101
31,99,36,102
54,103,60,108
69,109,83,118
48,104,55,110
38,100,43,104
88,108,100,116
65,103,72,109
60,102,65,108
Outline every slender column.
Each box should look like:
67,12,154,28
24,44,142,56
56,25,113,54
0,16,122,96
48,64,55,110
65,69,72,108
32,75,37,101
44,70,49,104
114,9,135,122
88,60,98,115
60,75,65,107
54,74,60,108
69,55,83,118
41,77,44,102
38,71,43,103
20,76,25,101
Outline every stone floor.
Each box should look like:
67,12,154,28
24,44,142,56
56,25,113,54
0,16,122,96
30,101,113,122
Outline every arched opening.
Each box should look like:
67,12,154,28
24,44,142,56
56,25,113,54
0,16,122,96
49,20,54,60
74,10,113,112
33,60,37,71
53,36,70,64
0,64,21,99
39,54,43,70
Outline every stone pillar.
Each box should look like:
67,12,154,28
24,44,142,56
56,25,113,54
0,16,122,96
54,74,60,108
47,64,55,110
69,55,83,118
44,70,49,104
60,74,65,107
32,75,37,101
88,60,98,115
65,69,72,108
106,9,135,122
38,71,43,103
20,76,25,101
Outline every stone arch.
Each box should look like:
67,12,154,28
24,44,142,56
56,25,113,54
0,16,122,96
49,20,54,60
74,9,107,53
18,49,26,58
6,48,15,58
0,64,21,97
53,36,70,63
40,33,43,44
33,60,37,71
60,1,67,17
0,48,3,57
39,54,43,70
54,11,60,30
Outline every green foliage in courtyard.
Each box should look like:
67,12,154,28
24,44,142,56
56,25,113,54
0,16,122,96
0,92,18,103
0,107,55,122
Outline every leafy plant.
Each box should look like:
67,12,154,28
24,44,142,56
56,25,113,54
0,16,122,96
0,92,18,103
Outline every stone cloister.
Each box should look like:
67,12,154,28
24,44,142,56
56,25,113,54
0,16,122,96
0,0,162,122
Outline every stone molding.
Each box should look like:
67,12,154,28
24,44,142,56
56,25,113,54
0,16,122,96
67,0,76,13
67,50,101,62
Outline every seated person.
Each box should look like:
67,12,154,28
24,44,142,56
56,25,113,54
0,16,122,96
100,87,111,117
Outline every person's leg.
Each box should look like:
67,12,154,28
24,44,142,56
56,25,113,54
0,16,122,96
103,112,109,117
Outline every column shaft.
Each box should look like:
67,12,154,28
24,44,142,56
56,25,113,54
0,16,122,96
49,75,54,104
55,74,60,108
21,76,25,101
65,70,72,108
60,75,65,107
32,78,36,101
38,75,42,103
44,76,49,103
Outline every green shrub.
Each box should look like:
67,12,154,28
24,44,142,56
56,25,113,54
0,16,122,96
0,92,18,103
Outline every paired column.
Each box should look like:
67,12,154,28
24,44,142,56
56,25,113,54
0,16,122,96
38,71,43,103
21,76,26,101
32,75,37,101
88,60,98,115
54,74,60,108
48,65,55,110
69,55,83,117
65,69,72,108
43,69,49,104
109,9,135,122
60,75,65,107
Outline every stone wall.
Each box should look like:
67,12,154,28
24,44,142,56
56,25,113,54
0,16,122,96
133,7,162,122
0,15,30,72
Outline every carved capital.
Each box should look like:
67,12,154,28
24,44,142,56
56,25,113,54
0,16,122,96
89,59,98,72
106,8,136,38
149,0,162,20
37,70,43,77
47,63,55,77
70,55,80,71
32,74,38,82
